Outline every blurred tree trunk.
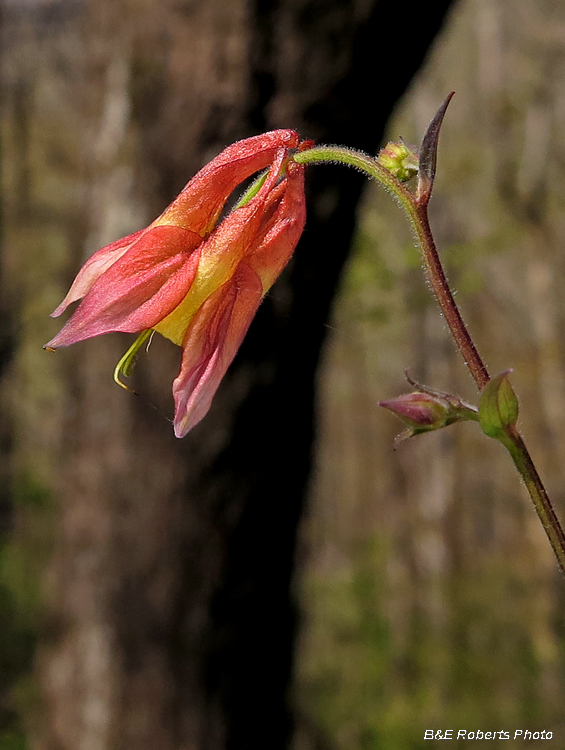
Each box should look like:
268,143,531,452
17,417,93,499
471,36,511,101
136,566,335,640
0,0,453,748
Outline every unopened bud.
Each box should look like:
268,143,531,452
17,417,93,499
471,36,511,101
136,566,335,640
380,392,452,432
377,140,419,182
379,384,478,444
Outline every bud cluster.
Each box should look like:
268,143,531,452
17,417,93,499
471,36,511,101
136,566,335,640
377,140,419,182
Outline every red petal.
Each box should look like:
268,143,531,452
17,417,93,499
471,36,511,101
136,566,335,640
245,161,306,290
156,130,300,235
153,148,290,346
172,263,263,437
45,225,202,349
51,131,298,321
193,147,289,276
171,159,307,436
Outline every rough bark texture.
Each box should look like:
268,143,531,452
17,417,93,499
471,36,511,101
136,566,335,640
0,1,453,748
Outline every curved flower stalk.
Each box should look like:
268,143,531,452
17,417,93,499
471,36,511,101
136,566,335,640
46,130,310,437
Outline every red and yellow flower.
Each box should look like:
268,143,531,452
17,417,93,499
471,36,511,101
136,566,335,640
46,130,311,436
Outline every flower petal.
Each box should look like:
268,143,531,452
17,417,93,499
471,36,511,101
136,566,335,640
170,159,307,436
172,262,263,437
51,228,146,317
45,225,202,349
154,147,289,346
245,161,306,290
155,130,300,235
51,131,299,323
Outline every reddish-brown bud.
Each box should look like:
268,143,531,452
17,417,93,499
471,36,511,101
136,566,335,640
380,392,451,431
379,381,478,444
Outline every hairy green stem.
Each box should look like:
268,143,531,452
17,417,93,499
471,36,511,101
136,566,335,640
296,144,565,575
503,428,565,574
294,146,415,213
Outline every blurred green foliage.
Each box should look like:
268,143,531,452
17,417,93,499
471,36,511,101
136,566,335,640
299,541,560,749
0,473,54,749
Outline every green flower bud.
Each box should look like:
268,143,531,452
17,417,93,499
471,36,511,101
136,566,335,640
377,140,419,182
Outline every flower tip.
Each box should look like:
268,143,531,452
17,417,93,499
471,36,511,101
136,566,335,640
43,345,56,352
173,415,193,439
50,303,66,318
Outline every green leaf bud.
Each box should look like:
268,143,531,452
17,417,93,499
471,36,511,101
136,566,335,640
478,370,519,440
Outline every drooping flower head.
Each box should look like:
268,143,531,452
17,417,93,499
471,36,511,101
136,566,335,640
46,130,312,436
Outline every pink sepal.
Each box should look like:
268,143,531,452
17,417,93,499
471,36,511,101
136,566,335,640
51,228,146,317
45,225,202,349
